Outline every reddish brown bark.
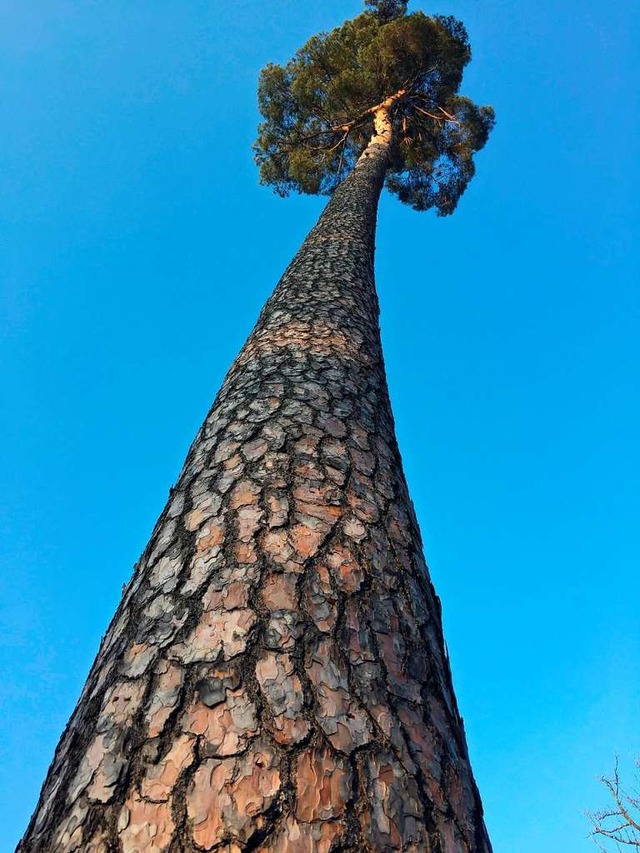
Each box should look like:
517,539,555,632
19,136,491,852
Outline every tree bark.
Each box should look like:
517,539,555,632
19,135,492,853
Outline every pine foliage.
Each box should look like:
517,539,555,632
254,2,494,215
364,0,408,22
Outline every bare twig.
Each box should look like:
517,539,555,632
304,128,350,153
588,759,640,851
412,104,461,126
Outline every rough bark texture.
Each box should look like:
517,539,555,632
20,140,491,852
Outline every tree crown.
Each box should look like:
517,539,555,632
254,2,494,215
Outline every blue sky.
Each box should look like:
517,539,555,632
1,0,638,850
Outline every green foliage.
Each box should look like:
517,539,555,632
364,0,408,22
254,7,494,215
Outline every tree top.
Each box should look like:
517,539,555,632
254,2,494,215
364,0,409,22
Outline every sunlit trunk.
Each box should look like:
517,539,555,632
20,145,491,852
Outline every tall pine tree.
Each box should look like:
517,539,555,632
20,2,494,851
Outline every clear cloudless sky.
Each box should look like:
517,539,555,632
1,0,638,850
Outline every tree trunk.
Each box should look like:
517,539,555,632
19,135,491,853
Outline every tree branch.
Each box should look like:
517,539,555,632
588,758,640,851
